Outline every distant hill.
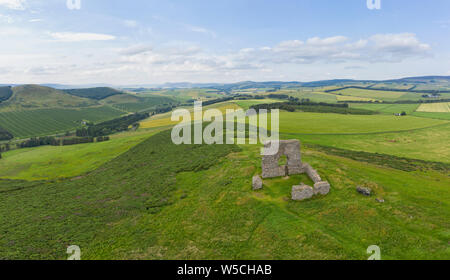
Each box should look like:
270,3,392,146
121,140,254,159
102,93,178,113
63,87,123,100
0,85,98,111
388,76,450,84
0,86,13,103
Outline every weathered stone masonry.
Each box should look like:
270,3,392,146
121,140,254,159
255,140,330,201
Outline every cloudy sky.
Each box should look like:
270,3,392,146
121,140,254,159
1,0,450,85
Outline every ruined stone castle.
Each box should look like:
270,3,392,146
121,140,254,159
253,140,330,201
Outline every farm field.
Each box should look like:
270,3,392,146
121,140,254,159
411,112,450,120
286,122,450,163
0,128,161,181
0,129,448,260
336,95,377,102
277,112,447,134
331,88,408,101
143,88,221,102
0,106,124,139
140,102,241,129
234,99,280,110
349,103,420,115
417,102,450,113
289,91,338,103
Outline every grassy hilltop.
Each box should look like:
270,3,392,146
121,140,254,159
0,128,448,260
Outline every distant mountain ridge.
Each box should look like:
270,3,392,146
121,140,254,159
1,75,449,91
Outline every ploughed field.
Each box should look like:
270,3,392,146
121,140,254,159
0,106,124,138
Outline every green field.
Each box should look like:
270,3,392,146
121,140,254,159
144,88,222,102
285,122,450,163
332,88,409,101
107,95,178,113
349,103,420,115
0,129,448,260
0,106,124,138
277,112,447,134
234,99,280,110
0,129,161,181
417,102,450,113
411,112,450,120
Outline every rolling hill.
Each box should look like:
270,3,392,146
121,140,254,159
0,128,448,260
102,94,178,113
63,87,124,100
0,85,98,111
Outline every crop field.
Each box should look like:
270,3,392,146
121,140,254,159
140,102,241,129
234,99,280,110
332,88,408,101
145,88,221,102
288,91,338,103
0,129,448,260
349,103,420,115
417,102,450,113
286,122,450,163
277,112,447,134
411,112,450,120
0,106,124,138
336,95,377,102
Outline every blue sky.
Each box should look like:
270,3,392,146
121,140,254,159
0,0,449,84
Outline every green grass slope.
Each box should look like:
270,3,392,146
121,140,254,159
0,85,98,111
0,130,448,260
0,130,159,180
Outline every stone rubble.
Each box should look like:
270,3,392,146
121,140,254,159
252,175,263,190
357,186,372,196
292,184,314,201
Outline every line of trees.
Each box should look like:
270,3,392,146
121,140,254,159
76,112,149,137
250,100,377,115
324,85,450,94
341,98,450,104
17,135,111,149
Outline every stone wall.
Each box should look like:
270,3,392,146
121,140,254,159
261,140,303,179
257,139,330,201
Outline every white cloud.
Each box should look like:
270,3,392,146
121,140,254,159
0,0,26,10
123,20,138,28
185,25,217,38
306,36,348,46
0,13,13,23
119,44,153,56
0,31,436,84
48,32,116,42
370,33,431,53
